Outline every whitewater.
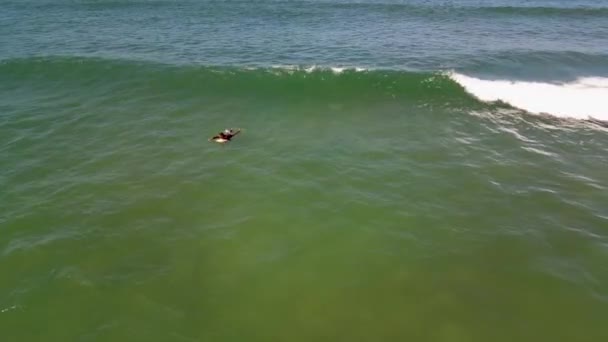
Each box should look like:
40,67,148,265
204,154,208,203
450,73,608,121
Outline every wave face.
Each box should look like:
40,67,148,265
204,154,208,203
0,57,465,101
2,56,607,120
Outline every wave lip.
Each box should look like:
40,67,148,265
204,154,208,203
450,73,608,120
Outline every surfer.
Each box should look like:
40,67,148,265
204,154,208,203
209,128,241,143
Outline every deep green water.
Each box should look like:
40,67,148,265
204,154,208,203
2,1,608,341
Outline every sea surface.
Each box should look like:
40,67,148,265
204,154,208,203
1,0,608,341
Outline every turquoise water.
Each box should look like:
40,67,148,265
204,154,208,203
2,1,608,341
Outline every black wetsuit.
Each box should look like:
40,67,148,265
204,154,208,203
220,133,233,140
212,132,234,140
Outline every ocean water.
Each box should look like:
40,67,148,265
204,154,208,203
1,0,608,341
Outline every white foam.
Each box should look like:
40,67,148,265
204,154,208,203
449,72,608,120
269,65,368,74
1,305,17,313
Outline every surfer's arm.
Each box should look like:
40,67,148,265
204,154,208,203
231,129,241,136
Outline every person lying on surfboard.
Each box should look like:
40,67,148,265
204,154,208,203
209,128,241,143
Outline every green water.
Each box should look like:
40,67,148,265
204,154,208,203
2,1,608,340
2,59,608,341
